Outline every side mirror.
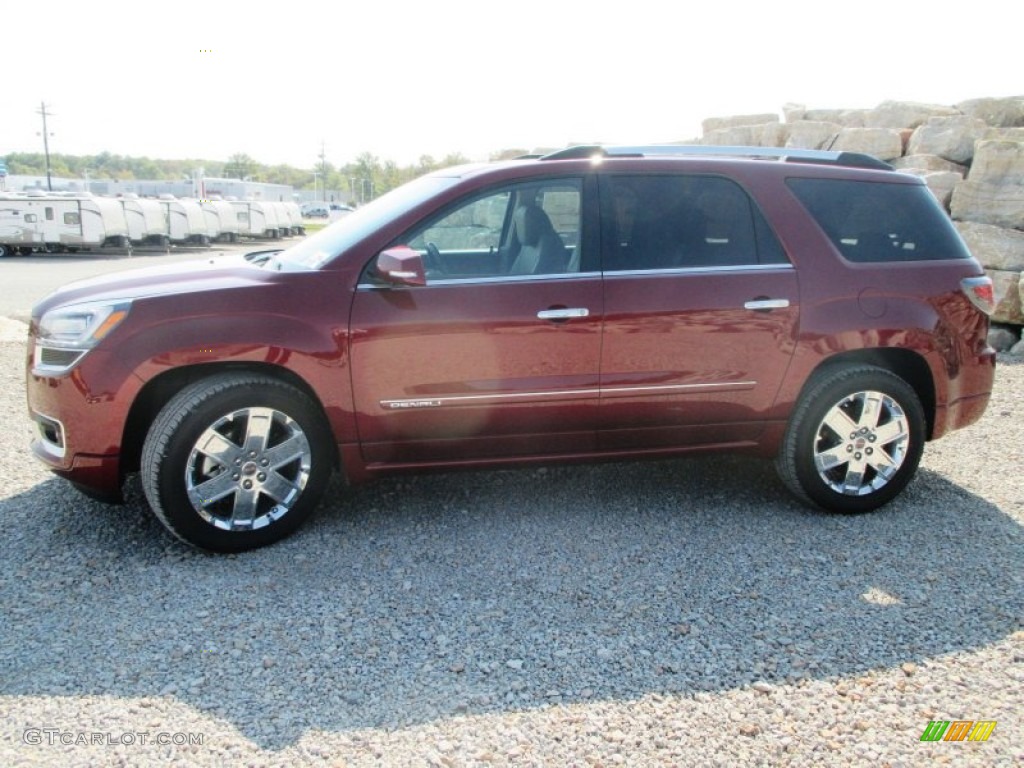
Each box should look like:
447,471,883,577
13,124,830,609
375,246,427,287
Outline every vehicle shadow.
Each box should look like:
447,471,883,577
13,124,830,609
0,456,1021,751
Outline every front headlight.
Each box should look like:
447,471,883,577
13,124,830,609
33,300,132,374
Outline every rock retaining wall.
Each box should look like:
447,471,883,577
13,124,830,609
698,96,1024,350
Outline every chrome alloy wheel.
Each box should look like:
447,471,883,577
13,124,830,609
185,407,312,530
812,390,910,496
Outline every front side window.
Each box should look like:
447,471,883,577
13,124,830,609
602,175,787,271
787,178,971,262
401,179,583,281
64,212,80,225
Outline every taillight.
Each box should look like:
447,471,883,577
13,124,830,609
961,276,995,316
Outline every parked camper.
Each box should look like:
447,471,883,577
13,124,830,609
121,195,171,247
283,202,305,235
0,193,128,256
160,195,211,245
200,199,240,243
231,201,282,239
267,201,296,236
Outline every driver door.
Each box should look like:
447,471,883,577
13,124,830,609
349,177,603,465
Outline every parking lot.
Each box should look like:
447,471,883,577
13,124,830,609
0,241,261,319
0,250,1022,765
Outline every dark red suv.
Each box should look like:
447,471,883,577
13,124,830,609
25,146,997,551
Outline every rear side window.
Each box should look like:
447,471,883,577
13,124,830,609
602,175,787,271
787,178,971,262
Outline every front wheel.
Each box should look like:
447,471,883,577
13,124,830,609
141,373,334,551
775,365,926,513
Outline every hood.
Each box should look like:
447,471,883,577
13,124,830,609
33,253,274,316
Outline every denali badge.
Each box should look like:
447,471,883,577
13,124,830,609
382,399,443,409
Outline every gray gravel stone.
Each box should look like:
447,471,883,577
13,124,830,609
1,340,1022,766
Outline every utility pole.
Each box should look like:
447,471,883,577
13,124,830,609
37,102,55,191
318,140,327,201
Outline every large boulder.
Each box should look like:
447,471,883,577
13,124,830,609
784,121,842,150
702,113,780,133
966,139,1024,182
952,182,1024,229
950,140,1024,228
907,116,988,164
898,169,962,210
865,100,960,130
702,123,787,147
988,269,1024,324
782,103,807,123
955,221,1024,271
988,326,1020,352
803,108,870,126
956,96,1024,127
829,127,903,160
985,127,1024,142
891,154,967,174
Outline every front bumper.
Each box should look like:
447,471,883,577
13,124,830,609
26,344,139,502
30,439,125,502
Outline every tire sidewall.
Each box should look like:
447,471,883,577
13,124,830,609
791,367,926,513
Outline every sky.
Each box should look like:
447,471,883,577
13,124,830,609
2,0,1021,173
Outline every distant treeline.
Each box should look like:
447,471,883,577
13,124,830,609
4,148,533,201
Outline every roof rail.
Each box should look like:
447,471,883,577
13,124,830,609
540,144,893,171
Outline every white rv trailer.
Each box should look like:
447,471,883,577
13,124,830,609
231,201,282,239
160,195,211,245
199,199,240,243
283,202,305,235
120,195,171,246
267,201,294,236
0,193,129,256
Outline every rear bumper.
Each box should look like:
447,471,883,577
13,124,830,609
931,346,996,439
932,391,992,440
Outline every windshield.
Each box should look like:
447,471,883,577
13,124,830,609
270,175,459,270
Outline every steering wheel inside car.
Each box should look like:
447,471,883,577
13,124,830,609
423,242,446,277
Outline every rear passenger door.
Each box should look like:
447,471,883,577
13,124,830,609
597,174,799,449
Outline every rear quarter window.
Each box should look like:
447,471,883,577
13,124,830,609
787,178,971,262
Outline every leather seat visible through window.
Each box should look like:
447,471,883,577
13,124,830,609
509,205,567,275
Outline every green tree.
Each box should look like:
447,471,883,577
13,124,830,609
224,153,259,180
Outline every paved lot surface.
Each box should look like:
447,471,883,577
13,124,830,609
0,275,1021,764
0,241,275,319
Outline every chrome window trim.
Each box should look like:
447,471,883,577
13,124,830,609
358,263,795,289
604,264,795,278
358,271,601,289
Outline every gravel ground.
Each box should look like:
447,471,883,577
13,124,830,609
0,327,1021,767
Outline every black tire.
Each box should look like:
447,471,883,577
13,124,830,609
141,373,334,552
0,243,11,258
775,365,926,513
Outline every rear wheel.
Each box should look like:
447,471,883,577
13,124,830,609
775,365,925,513
0,244,11,258
141,373,334,551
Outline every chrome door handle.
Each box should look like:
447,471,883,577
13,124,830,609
537,308,589,320
744,298,790,311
